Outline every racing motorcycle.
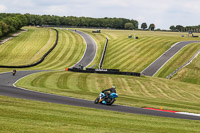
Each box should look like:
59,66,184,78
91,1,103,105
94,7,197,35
94,92,118,105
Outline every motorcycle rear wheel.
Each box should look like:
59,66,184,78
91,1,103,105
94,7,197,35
106,99,115,105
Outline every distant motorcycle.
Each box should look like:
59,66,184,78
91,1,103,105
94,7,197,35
12,70,16,76
94,92,118,105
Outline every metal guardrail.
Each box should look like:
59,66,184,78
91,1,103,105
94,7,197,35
166,49,200,79
99,38,108,69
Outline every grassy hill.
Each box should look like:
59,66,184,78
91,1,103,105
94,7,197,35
0,27,86,72
78,29,200,84
155,43,200,79
1,27,200,132
1,96,200,133
79,29,200,72
0,27,56,66
1,28,199,84
172,54,200,84
16,71,200,114
32,29,86,70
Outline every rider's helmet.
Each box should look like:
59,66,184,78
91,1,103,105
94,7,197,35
112,85,115,88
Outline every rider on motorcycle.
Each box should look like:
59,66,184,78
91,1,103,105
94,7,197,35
100,85,116,103
102,85,116,94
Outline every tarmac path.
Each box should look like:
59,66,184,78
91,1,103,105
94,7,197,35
0,32,200,120
70,30,97,68
142,41,200,76
0,71,200,120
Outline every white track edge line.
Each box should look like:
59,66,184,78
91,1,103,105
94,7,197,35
68,30,88,68
176,112,200,117
68,30,97,68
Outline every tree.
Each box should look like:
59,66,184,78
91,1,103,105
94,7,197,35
34,15,43,26
141,22,147,30
25,13,35,25
149,24,155,31
124,23,134,30
17,15,28,26
170,25,175,31
3,17,16,33
176,25,184,32
130,19,138,29
0,21,8,35
0,28,2,37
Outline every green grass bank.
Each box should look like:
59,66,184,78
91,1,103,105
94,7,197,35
1,96,200,133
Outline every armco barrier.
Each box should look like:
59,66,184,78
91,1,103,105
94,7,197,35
67,68,140,77
99,38,108,69
166,49,200,79
0,29,59,68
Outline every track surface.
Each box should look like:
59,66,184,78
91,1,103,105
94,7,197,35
142,41,200,76
0,32,200,120
0,71,200,120
71,30,97,68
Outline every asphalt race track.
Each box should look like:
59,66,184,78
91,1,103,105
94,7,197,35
142,41,200,76
70,30,97,68
0,71,200,120
0,32,200,120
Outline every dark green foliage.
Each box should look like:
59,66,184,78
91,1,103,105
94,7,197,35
141,22,147,30
170,25,176,31
0,21,8,36
0,13,28,37
0,13,139,37
169,25,200,32
176,25,185,32
149,23,155,31
124,23,134,30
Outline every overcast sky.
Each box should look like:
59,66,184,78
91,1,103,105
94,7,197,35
0,0,200,29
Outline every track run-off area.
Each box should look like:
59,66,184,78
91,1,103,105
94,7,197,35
0,28,200,120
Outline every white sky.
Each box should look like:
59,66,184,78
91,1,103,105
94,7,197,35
0,0,200,29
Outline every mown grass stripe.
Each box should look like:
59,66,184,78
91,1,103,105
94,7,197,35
42,30,70,68
2,96,200,133
103,37,160,70
150,82,175,100
0,28,52,66
109,38,163,70
42,30,76,69
16,71,200,113
37,30,74,69
32,29,85,70
135,80,155,98
125,40,172,72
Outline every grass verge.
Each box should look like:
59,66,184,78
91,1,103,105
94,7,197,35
16,71,200,114
1,95,200,133
154,43,200,82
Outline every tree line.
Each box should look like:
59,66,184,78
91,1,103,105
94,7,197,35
141,22,155,31
170,25,200,32
0,13,27,37
0,13,140,38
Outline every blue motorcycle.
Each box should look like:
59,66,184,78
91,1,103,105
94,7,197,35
94,92,118,105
